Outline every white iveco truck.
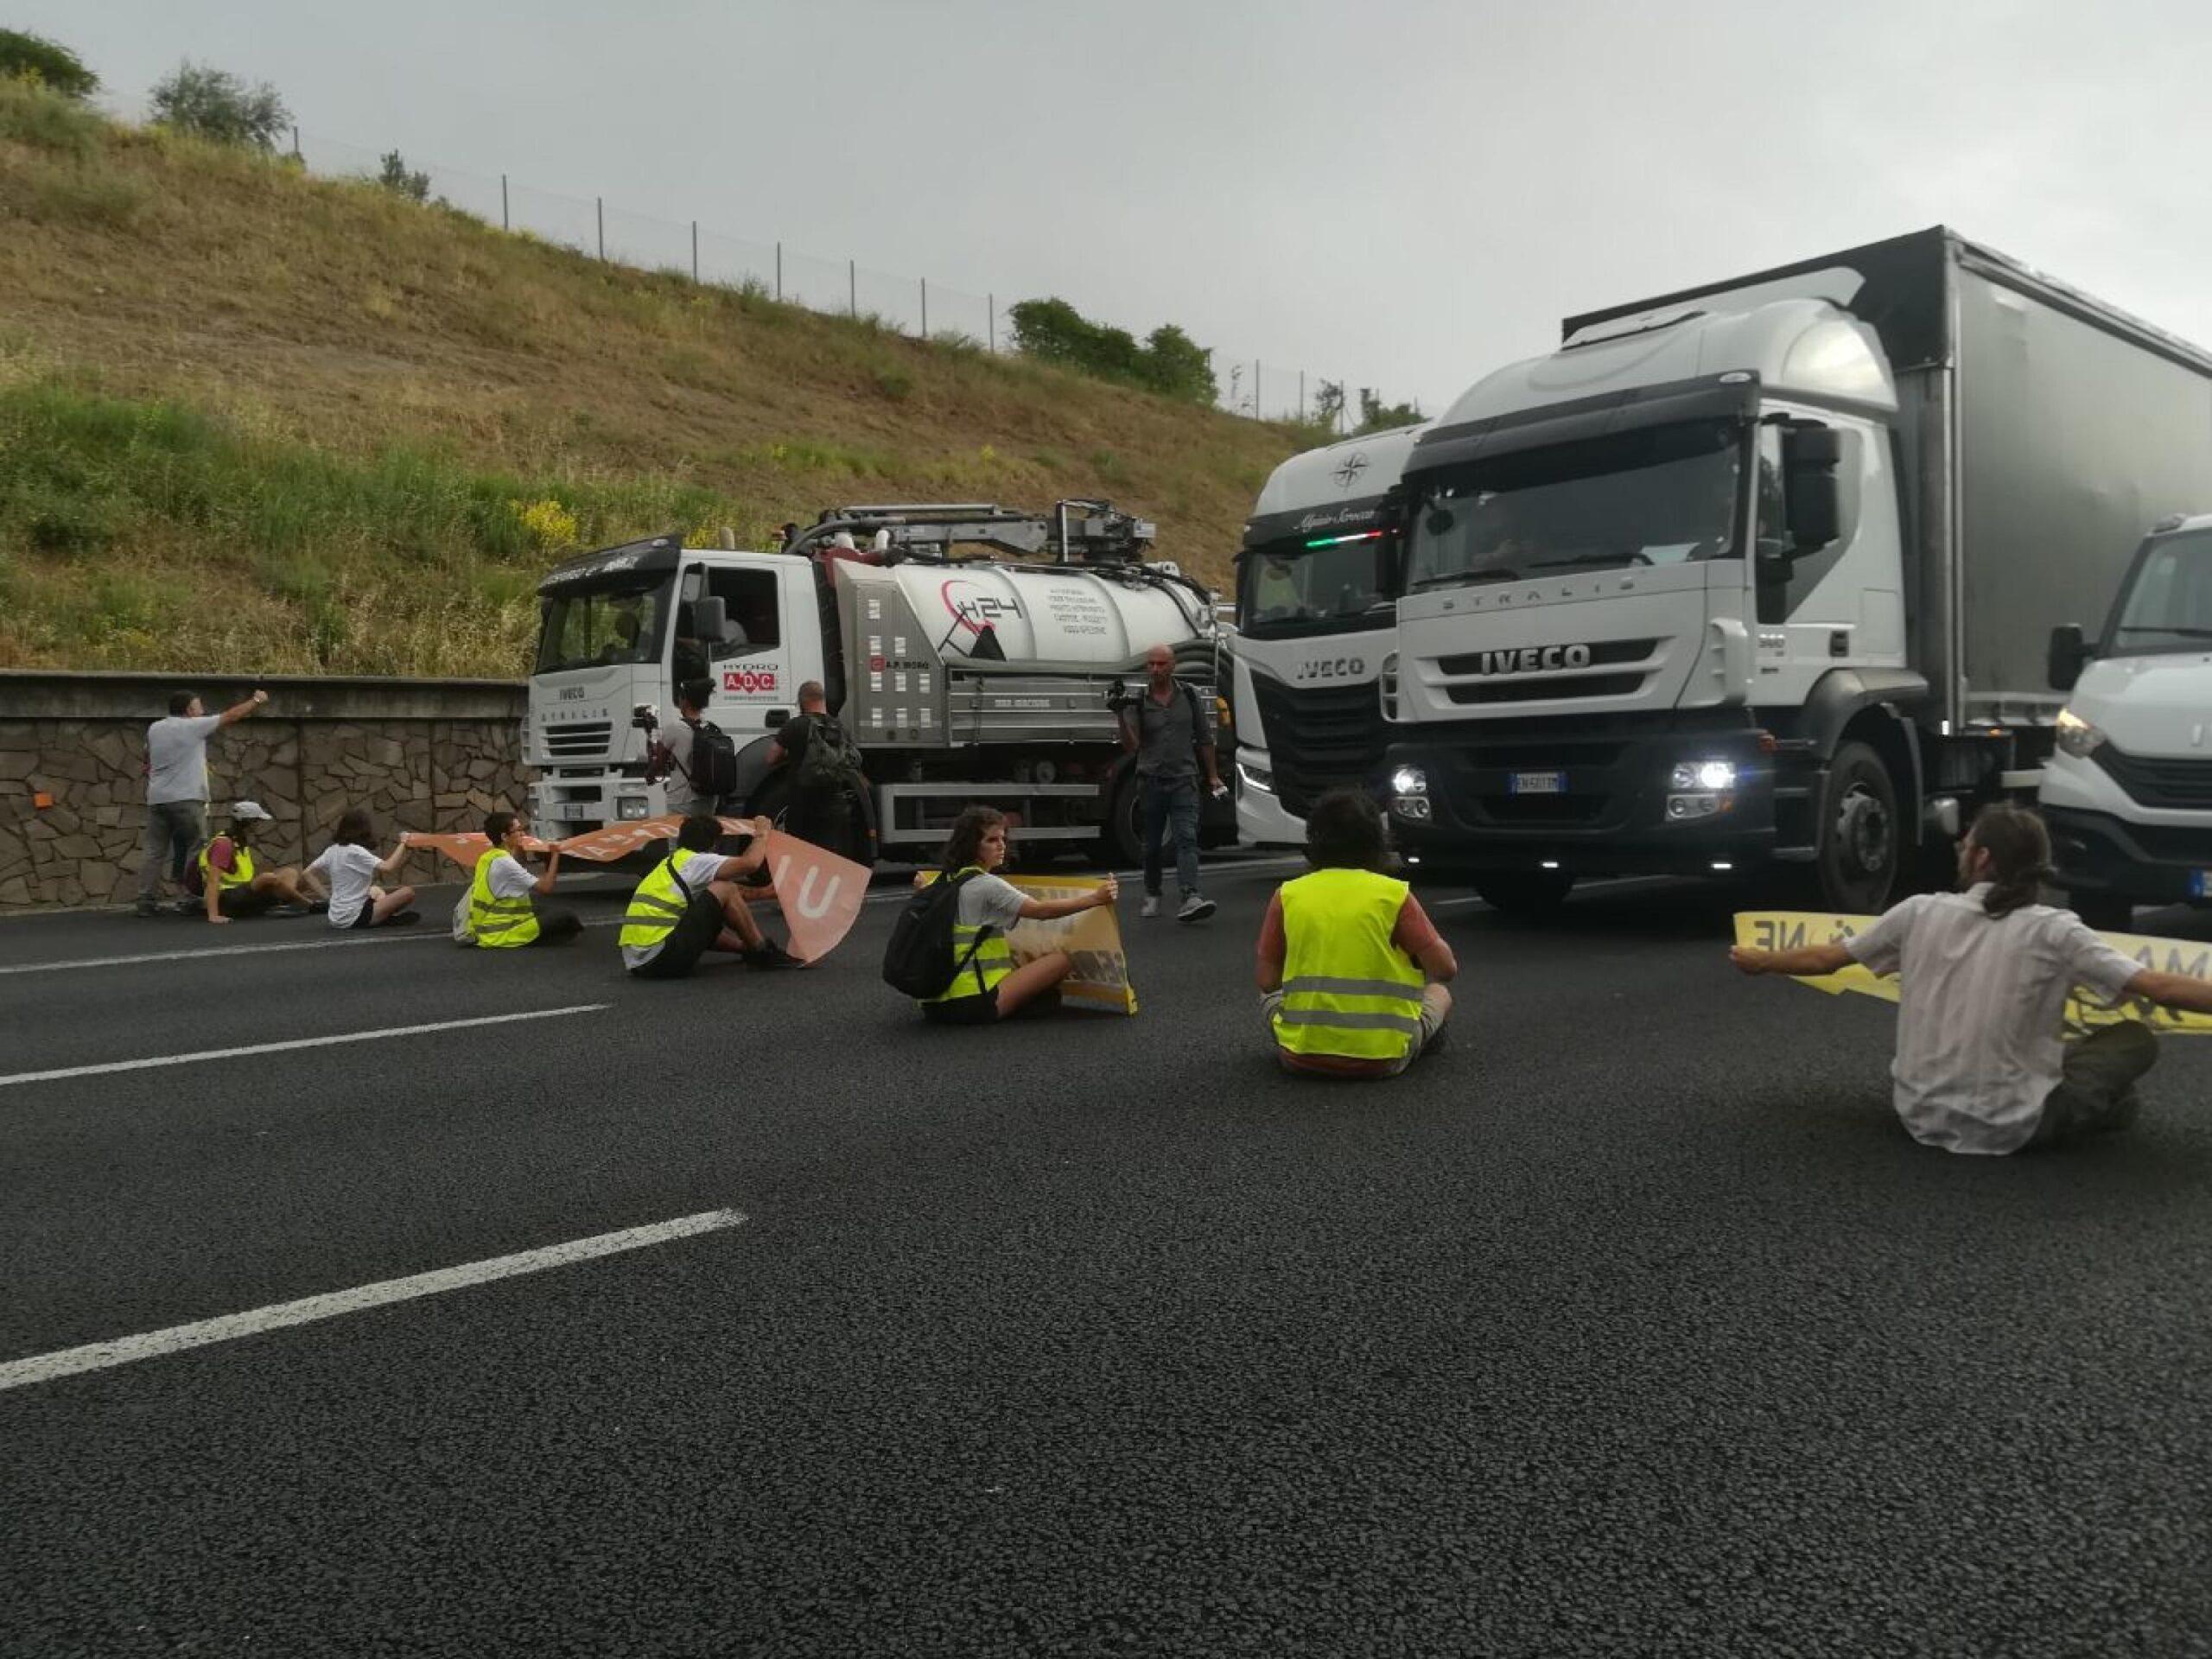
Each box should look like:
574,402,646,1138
1230,423,1429,844
1381,227,2212,914
2043,514,2212,926
525,503,1233,864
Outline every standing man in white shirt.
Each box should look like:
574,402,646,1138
137,687,269,917
1731,804,2212,1154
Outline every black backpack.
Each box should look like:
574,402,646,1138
683,719,741,801
795,714,863,790
881,870,990,997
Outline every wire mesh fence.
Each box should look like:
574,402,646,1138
287,128,1402,432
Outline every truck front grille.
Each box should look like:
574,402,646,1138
1249,676,1383,817
2093,745,2212,810
542,721,614,760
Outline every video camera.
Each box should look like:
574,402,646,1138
631,701,660,734
1103,678,1137,711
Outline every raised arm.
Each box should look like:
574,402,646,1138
713,817,778,882
533,847,562,896
1017,874,1117,920
1731,942,1857,978
2125,967,2212,1016
218,690,270,727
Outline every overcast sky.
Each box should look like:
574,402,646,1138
30,0,2212,418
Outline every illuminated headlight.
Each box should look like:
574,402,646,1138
2054,707,2106,759
1236,758,1275,794
616,797,651,821
1669,760,1738,792
1390,766,1427,798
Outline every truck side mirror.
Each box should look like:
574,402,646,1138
1782,426,1844,551
2047,623,2090,691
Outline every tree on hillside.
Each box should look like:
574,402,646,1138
0,29,98,97
1008,297,1219,407
1356,387,1422,434
1311,378,1346,433
378,149,429,202
149,60,290,150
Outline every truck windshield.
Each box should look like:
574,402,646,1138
1405,417,1746,592
1236,532,1394,638
2108,531,2212,653
535,581,670,674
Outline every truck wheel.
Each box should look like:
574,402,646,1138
2067,890,2134,931
1102,766,1146,868
1815,741,1901,912
1471,868,1576,919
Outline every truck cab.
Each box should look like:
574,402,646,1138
1230,423,1428,844
527,536,826,833
2044,515,2212,926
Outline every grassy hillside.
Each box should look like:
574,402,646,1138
0,80,1312,677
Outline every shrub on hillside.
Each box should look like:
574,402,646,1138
377,149,429,202
0,29,98,98
1355,387,1422,435
0,72,104,155
149,60,290,150
1008,297,1218,405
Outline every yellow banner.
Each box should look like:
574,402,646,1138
918,872,1139,1015
1734,910,2212,1034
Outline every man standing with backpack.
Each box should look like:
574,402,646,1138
765,680,873,859
1118,644,1225,923
646,679,724,818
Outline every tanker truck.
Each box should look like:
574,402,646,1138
1230,423,1430,845
524,502,1235,864
1380,227,2212,915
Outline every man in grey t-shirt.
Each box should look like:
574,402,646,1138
136,687,268,914
1118,643,1225,924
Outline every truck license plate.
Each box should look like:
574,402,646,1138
1510,771,1565,796
2191,870,2211,900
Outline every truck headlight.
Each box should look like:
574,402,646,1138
2054,707,2106,759
1669,760,1737,791
616,797,650,821
1236,758,1275,794
1390,766,1427,798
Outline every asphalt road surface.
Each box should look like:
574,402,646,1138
3,859,2209,1658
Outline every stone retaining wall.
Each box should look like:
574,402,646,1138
0,673,529,912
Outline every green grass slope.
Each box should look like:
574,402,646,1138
0,80,1313,677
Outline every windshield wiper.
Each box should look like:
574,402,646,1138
2115,625,2212,639
1408,568,1515,590
1526,551,1656,573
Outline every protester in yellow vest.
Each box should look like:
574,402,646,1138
463,810,581,948
620,813,801,977
916,805,1117,1025
197,800,318,925
1731,803,2212,1152
1256,790,1456,1076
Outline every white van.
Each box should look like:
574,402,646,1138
2043,513,2212,927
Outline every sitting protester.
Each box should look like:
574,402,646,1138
304,808,420,930
1730,803,2212,1153
459,810,582,948
913,805,1116,1025
1256,790,1456,1077
620,812,802,978
195,800,319,925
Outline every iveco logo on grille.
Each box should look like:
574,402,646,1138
1293,656,1366,682
1468,644,1593,677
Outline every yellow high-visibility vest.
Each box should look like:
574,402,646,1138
620,855,700,957
1270,868,1426,1062
197,839,257,890
920,866,1014,1007
467,849,539,948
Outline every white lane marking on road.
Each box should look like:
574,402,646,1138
0,931,450,976
0,1005,608,1090
0,1208,746,1393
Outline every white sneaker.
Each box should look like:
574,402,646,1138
1177,893,1217,923
1141,895,1161,918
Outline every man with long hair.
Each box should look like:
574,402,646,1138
1732,804,2212,1153
1256,789,1456,1077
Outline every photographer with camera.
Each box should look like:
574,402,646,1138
1116,643,1224,924
641,679,733,818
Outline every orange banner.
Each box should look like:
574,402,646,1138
760,830,871,963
